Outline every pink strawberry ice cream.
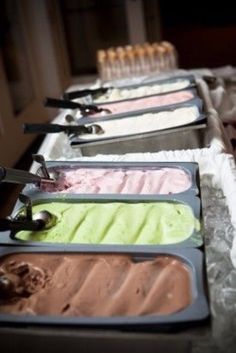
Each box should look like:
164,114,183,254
41,167,191,194
87,90,194,118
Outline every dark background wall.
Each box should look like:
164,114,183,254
159,0,236,68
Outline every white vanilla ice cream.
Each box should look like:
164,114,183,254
95,79,191,103
79,106,200,141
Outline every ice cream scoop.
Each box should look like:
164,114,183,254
44,97,111,115
63,87,111,100
0,194,57,233
0,259,47,300
0,165,55,187
0,276,14,299
23,123,104,136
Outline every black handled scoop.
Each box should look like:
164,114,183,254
0,194,57,239
63,87,110,100
0,217,45,232
44,97,111,115
0,166,55,187
23,123,104,135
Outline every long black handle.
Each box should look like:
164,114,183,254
0,218,15,231
0,218,44,231
44,97,82,109
0,166,6,182
23,123,65,134
23,123,99,135
202,76,217,84
63,87,109,100
0,166,41,185
44,97,104,114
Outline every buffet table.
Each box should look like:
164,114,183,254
2,68,236,353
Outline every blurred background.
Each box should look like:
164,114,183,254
0,0,236,169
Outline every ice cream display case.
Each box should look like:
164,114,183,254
67,77,217,156
0,160,208,342
24,75,229,160
3,150,236,351
0,247,209,327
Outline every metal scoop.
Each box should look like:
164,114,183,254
0,276,14,298
32,154,59,182
0,165,55,187
23,122,104,136
63,87,111,100
18,194,57,229
65,114,104,135
32,154,50,179
0,194,57,233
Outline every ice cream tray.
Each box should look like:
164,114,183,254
0,246,209,328
0,192,203,248
88,74,197,104
68,78,212,155
37,76,228,159
73,97,206,141
77,87,199,124
23,161,200,198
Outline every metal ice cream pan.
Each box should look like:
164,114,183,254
69,78,218,156
75,123,208,155
77,87,199,124
89,74,197,104
76,93,204,126
0,194,203,248
22,161,200,199
70,99,207,156
0,246,209,328
66,74,196,105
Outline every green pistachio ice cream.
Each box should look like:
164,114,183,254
16,201,200,245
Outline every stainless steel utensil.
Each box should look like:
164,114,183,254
23,123,104,136
0,166,55,186
0,194,57,233
32,154,60,182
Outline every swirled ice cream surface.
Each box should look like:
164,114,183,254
16,201,200,245
79,106,200,141
41,167,192,195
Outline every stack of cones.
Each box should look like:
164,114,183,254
97,41,178,81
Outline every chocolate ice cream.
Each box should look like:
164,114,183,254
0,253,192,317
